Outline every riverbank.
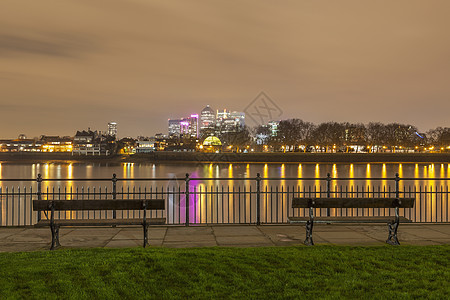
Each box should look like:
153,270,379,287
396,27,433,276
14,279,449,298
1,152,449,164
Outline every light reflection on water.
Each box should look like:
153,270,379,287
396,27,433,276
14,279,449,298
0,162,449,225
0,162,448,191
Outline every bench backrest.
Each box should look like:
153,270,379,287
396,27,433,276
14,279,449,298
33,199,165,211
292,198,415,208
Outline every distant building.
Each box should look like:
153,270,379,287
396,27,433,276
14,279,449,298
216,109,245,133
134,140,156,153
0,134,41,152
268,121,279,136
168,114,199,138
168,119,181,136
40,135,73,152
189,114,199,138
72,129,110,155
0,137,37,152
108,122,117,138
200,105,216,131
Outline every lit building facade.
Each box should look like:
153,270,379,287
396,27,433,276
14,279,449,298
200,105,216,131
108,122,117,138
40,136,73,152
168,114,199,138
0,135,72,152
168,119,181,136
268,121,279,136
72,130,111,155
134,140,156,153
216,109,245,133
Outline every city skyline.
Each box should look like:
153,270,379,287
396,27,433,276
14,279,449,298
1,1,450,138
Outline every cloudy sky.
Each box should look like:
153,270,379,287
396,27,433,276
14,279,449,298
1,0,449,138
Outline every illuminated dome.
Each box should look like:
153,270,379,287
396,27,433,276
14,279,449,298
202,136,222,146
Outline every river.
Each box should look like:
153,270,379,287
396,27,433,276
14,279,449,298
0,162,449,225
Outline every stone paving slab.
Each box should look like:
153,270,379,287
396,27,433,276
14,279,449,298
105,239,142,248
0,228,26,240
314,230,371,240
0,224,448,252
426,225,450,234
113,227,167,240
212,226,262,236
0,242,49,252
216,235,273,246
402,228,449,239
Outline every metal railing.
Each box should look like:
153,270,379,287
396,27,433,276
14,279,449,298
0,173,449,226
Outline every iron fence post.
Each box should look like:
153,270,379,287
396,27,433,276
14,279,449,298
37,174,42,222
185,173,190,226
112,173,117,219
395,173,399,198
256,173,261,225
326,173,331,217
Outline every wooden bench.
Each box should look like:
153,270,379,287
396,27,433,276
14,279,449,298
33,199,165,250
288,197,415,246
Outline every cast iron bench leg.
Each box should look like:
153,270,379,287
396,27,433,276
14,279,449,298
386,220,400,245
304,220,314,246
143,224,149,248
386,207,400,245
50,224,61,250
304,206,315,246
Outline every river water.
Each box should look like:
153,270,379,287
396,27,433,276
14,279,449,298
0,161,449,186
0,162,449,225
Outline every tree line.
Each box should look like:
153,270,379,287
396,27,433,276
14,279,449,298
157,120,450,153
255,120,450,152
205,120,447,152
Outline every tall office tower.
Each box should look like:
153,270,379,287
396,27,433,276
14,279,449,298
216,109,245,133
169,115,199,138
200,105,216,131
168,119,181,136
189,114,199,138
108,122,117,137
229,111,245,127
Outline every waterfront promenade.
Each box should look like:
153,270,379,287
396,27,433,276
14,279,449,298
0,224,449,252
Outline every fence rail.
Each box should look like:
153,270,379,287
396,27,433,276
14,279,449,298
1,173,449,226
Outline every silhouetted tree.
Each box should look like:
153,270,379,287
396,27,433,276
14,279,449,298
311,122,346,152
221,127,252,152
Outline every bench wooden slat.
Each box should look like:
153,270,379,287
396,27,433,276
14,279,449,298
288,216,412,223
35,218,166,227
33,199,165,211
292,198,415,208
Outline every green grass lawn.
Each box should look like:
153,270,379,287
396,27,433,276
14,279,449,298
0,246,449,299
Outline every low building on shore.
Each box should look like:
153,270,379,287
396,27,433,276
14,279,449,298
72,129,112,155
40,135,73,152
134,140,156,153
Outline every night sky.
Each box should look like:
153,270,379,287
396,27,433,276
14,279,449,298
1,0,449,138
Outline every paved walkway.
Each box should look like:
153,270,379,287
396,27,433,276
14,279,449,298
0,224,449,252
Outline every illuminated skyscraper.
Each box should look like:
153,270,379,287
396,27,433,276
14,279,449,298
107,122,117,137
168,119,181,136
189,114,199,138
216,109,245,133
168,114,199,138
200,105,215,131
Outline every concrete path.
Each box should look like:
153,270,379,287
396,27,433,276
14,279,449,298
0,224,449,252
